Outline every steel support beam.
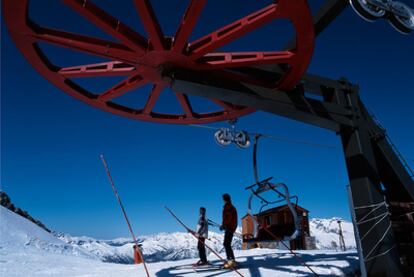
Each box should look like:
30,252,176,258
361,104,414,202
336,89,404,277
166,68,354,132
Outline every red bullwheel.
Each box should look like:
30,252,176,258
3,0,315,124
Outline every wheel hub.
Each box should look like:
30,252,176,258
137,50,195,84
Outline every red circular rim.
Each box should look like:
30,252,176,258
3,0,314,124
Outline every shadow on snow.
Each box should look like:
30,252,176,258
155,251,360,277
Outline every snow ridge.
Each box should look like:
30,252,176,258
0,207,95,260
0,191,51,232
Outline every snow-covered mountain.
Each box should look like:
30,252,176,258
56,230,243,263
0,191,51,232
53,218,356,264
310,218,356,250
0,206,97,261
0,206,360,276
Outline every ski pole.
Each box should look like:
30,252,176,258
100,155,150,277
165,206,245,277
165,208,216,243
208,219,243,239
208,219,221,227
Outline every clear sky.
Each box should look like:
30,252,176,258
1,0,413,239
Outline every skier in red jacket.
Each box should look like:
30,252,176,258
220,193,238,269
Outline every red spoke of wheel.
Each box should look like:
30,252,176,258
196,51,294,69
4,0,314,124
175,92,195,118
63,0,148,55
31,26,137,64
211,99,234,111
134,0,165,50
188,3,281,60
142,84,164,114
59,61,135,78
98,74,147,102
173,0,207,53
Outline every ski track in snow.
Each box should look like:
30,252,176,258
1,206,360,276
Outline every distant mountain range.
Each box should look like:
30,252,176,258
55,218,356,264
55,230,242,264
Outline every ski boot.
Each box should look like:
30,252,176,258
222,259,237,269
193,260,210,267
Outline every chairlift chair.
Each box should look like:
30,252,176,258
242,177,302,249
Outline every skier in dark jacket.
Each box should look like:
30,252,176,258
194,207,209,266
220,193,238,269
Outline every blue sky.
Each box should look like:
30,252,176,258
1,0,413,239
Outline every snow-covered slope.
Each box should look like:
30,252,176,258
0,206,94,259
310,218,356,250
1,203,356,264
0,206,359,276
1,191,51,232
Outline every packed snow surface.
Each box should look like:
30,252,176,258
1,206,359,276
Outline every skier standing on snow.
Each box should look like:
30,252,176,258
194,207,209,266
220,193,238,269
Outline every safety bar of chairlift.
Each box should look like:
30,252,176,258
246,182,300,241
245,178,298,207
245,177,274,190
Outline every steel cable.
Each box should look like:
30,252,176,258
188,124,339,149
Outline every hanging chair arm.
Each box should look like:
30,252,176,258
245,177,273,191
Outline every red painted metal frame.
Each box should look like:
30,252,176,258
3,0,314,124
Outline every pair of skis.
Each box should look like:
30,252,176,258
192,263,229,274
165,207,244,277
